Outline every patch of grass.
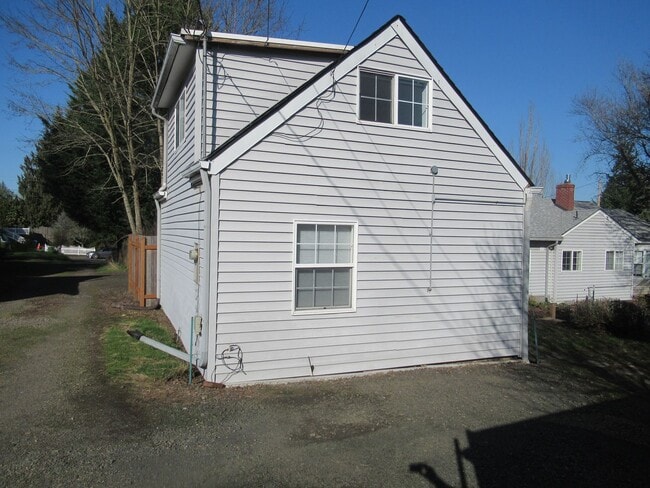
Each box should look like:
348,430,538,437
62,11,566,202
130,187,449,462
97,261,127,273
103,318,188,383
0,326,52,370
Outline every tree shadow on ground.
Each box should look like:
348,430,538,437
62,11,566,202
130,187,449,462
411,393,650,488
0,257,105,301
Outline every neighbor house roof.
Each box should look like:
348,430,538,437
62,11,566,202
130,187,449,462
529,196,599,241
601,208,650,242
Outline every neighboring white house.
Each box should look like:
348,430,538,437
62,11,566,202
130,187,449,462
529,178,650,303
151,16,533,385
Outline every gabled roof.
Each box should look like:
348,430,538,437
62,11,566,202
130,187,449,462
529,193,650,243
203,15,532,190
601,208,650,242
529,195,599,241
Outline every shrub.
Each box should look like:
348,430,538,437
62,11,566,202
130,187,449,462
528,297,552,318
559,297,650,341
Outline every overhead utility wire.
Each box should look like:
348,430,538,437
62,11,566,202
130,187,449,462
342,0,371,52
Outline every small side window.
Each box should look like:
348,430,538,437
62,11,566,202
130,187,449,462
175,90,185,148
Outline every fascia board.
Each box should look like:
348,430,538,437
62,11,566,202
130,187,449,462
392,22,531,191
152,35,196,111
182,28,350,53
152,34,184,111
208,26,398,174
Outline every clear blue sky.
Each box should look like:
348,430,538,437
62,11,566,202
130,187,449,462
1,0,648,202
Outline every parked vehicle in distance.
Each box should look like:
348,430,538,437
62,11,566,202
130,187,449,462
87,247,114,260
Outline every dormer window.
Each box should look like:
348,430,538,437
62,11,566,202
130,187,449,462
358,69,430,129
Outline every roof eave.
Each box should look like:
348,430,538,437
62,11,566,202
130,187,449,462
152,34,196,113
181,28,351,54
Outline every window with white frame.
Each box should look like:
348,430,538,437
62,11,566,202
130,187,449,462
634,250,650,277
294,223,356,312
562,250,582,271
359,70,429,128
174,90,185,148
605,250,624,271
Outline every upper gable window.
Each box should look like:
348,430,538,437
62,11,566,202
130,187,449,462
359,70,430,129
359,72,392,124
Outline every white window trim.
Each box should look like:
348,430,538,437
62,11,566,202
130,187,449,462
561,249,582,272
291,220,358,316
356,68,432,131
604,250,624,271
174,89,186,149
634,249,650,277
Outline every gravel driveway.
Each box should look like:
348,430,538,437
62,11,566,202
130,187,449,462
1,258,649,487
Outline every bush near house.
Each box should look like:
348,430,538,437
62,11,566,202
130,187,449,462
556,297,650,341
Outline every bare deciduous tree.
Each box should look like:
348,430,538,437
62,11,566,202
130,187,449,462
2,0,292,235
574,60,649,217
512,104,555,193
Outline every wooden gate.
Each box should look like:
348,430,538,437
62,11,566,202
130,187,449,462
128,234,158,307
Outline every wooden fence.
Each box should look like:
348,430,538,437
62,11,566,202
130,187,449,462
127,234,158,307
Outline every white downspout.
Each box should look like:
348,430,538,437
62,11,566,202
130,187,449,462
151,103,168,303
521,187,532,362
196,33,212,369
197,162,211,368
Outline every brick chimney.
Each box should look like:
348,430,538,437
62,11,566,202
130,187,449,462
555,175,575,211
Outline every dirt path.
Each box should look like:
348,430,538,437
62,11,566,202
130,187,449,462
1,259,649,487
0,262,147,486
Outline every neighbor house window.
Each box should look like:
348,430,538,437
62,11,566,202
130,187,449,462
294,222,356,312
562,250,582,271
174,90,185,148
634,250,650,277
359,70,430,128
605,250,624,271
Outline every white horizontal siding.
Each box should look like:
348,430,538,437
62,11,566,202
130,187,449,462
529,246,548,298
553,212,635,302
159,69,205,350
208,35,525,384
206,45,335,151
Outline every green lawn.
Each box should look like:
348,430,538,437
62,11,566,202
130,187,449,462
103,318,188,383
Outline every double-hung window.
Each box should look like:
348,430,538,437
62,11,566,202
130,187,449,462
562,250,582,271
293,222,356,313
634,250,650,277
174,90,185,149
359,70,430,128
605,250,624,271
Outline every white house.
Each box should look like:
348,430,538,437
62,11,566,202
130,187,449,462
529,178,650,303
151,16,533,385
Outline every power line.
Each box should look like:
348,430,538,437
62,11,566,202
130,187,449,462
343,0,371,52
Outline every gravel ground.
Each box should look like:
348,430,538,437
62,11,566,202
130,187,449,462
1,259,649,487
